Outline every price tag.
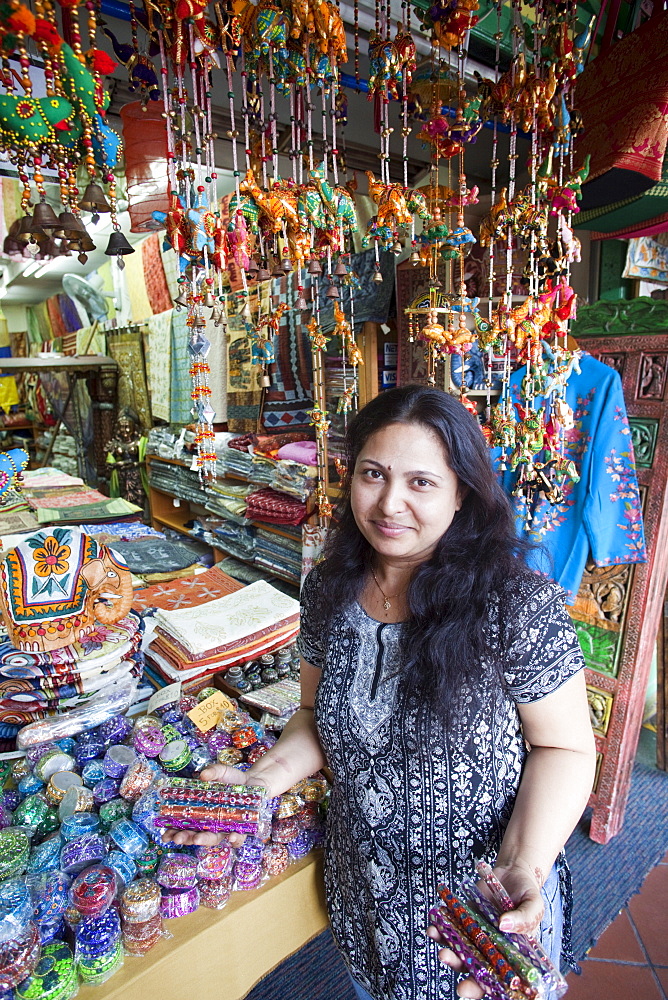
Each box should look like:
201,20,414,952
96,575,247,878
187,690,236,733
147,682,182,716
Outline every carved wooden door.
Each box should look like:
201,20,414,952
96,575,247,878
570,299,668,842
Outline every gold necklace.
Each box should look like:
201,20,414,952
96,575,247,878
371,570,405,612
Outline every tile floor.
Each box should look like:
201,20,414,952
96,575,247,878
565,850,668,1000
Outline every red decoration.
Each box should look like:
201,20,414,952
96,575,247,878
87,49,117,75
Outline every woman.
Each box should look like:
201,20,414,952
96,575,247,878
167,385,596,1000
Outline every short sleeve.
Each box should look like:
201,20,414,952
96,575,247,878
502,577,585,703
296,566,326,669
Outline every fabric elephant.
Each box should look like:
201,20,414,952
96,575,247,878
0,527,134,652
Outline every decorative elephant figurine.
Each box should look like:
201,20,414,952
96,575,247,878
0,527,134,652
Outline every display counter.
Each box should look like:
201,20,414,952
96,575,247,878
76,852,328,1000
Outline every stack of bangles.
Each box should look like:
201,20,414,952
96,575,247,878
153,778,269,835
120,879,164,954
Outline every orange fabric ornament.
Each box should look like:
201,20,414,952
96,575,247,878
8,5,36,34
87,48,117,74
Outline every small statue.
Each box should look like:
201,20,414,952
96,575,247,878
105,408,147,510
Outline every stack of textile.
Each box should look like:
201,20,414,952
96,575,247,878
22,469,142,525
144,580,300,687
210,521,256,562
245,487,307,526
254,527,302,582
271,460,317,502
219,443,253,478
204,481,250,523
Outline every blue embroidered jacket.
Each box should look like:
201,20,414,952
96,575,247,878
493,352,647,603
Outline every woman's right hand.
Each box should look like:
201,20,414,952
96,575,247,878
160,763,264,848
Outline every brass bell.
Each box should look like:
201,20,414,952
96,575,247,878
271,264,284,278
410,250,421,266
295,294,308,310
247,258,259,274
307,258,322,275
372,267,383,284
78,182,111,221
392,241,403,256
256,266,271,282
55,211,87,239
334,259,348,276
260,372,271,388
3,236,22,255
326,282,340,299
173,292,189,309
16,215,38,242
32,200,61,232
203,292,216,308
105,230,134,257
42,236,63,258
281,258,292,274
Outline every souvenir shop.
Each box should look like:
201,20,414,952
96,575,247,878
0,0,667,996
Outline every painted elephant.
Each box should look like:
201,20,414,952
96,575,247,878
0,527,134,653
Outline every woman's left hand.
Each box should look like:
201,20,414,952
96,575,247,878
427,860,545,997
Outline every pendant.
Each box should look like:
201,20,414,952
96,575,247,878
383,598,391,611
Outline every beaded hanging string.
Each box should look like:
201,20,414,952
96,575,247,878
307,284,332,523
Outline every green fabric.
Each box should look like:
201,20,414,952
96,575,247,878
575,148,668,233
35,497,142,524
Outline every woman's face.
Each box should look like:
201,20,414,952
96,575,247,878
350,421,463,567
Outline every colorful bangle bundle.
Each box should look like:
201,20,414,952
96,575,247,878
429,871,567,1000
153,778,270,836
0,920,40,992
14,939,78,1000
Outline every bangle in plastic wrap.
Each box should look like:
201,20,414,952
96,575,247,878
76,938,124,985
132,726,166,758
159,885,200,919
34,750,76,783
69,864,116,918
189,746,214,772
121,878,162,922
205,729,232,754
12,757,32,781
198,876,233,909
160,724,180,744
26,834,62,876
196,843,234,880
60,834,107,875
233,859,264,890
156,853,198,889
32,871,71,927
75,908,121,958
216,748,244,767
287,829,314,859
105,850,137,891
60,811,99,841
12,794,49,833
46,771,83,807
58,785,94,822
102,745,136,779
81,761,106,788
119,757,158,802
231,726,258,749
159,739,192,773
275,793,301,819
108,818,149,859
98,797,132,832
14,939,78,1000
0,921,40,992
0,878,33,943
98,714,133,747
17,774,44,798
262,842,290,877
92,778,121,806
271,815,300,844
154,778,269,835
122,913,163,955
0,827,30,879
134,841,162,876
73,735,105,766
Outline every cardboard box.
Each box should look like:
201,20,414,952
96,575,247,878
76,852,328,1000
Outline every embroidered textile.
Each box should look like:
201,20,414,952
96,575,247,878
155,579,299,657
146,309,173,422
623,237,668,283
141,235,173,315
169,309,193,426
298,568,584,1000
493,353,647,602
131,565,243,613
245,487,307,526
107,327,152,430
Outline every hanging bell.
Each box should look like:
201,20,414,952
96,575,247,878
326,282,340,300
392,241,403,256
42,237,63,258
16,216,40,243
211,306,223,326
32,201,61,232
256,266,271,282
271,264,284,278
260,371,271,388
105,230,134,257
173,292,188,310
203,291,216,309
3,236,22,255
78,182,111,219
372,267,384,284
334,259,348,276
307,258,322,275
281,257,292,274
247,258,259,275
295,294,308,311
55,211,87,239
79,235,97,253
410,250,421,266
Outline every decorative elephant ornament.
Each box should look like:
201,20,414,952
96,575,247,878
0,527,134,652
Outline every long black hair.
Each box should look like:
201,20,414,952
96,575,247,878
313,384,534,721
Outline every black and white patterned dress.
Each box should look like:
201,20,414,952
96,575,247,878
298,568,585,1000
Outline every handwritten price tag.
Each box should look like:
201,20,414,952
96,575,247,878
187,690,236,733
147,682,182,716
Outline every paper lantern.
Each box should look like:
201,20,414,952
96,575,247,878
119,102,169,233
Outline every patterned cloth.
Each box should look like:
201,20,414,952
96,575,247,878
146,309,173,422
245,487,307,525
298,568,584,1000
131,565,243,613
169,308,192,425
107,327,152,430
141,235,173,315
493,353,647,602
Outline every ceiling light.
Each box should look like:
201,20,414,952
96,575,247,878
22,261,41,277
33,262,54,279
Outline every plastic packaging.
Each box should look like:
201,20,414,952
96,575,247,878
0,878,34,943
153,778,271,836
14,939,78,1000
17,680,138,749
0,826,31,878
0,920,41,991
69,864,117,917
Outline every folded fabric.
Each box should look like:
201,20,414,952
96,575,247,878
34,498,142,524
78,522,165,541
131,565,243,613
245,488,308,526
110,538,204,574
154,614,299,665
145,624,300,683
0,614,141,672
154,579,299,657
276,440,318,465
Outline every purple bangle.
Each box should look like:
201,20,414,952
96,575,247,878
59,834,107,875
196,844,234,880
102,745,136,779
156,854,198,889
287,830,314,859
233,860,264,891
92,778,121,806
98,714,133,746
132,727,166,758
159,886,200,919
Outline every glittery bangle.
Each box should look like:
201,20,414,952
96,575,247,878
134,841,162,876
133,713,162,731
154,779,269,835
233,860,264,890
0,827,30,879
205,729,232,754
179,695,197,714
262,843,290,877
14,939,78,1000
275,793,301,819
12,757,32,782
131,788,163,840
34,750,77,783
60,811,100,841
98,797,132,832
70,865,116,917
231,726,258,749
197,687,218,702
73,735,105,767
121,879,162,922
246,744,268,765
159,885,200,919
196,843,234,880
159,739,192,773
105,850,137,891
17,774,44,797
75,908,121,957
198,877,233,909
58,785,94,822
287,829,314,859
46,771,82,807
0,878,33,943
119,757,158,802
189,746,214,772
108,818,149,859
0,921,40,992
132,726,166,758
76,939,124,985
271,815,300,843
98,714,133,746
160,724,181,744
102,745,136,779
26,833,62,875
157,853,198,889
216,748,244,766
60,834,107,875
92,778,121,806
298,776,329,802
81,761,106,788
13,794,50,833
121,912,162,939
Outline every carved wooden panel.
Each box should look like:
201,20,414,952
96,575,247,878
568,315,668,842
396,259,433,388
